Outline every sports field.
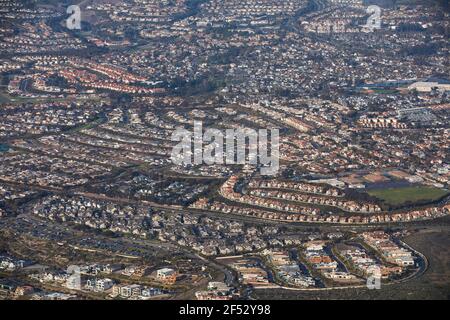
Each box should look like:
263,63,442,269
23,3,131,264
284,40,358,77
368,186,449,206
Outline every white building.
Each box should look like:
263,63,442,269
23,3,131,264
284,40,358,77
156,268,176,280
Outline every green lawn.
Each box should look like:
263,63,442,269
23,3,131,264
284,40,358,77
368,186,449,206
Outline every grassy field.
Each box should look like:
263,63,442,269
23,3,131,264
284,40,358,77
368,186,449,206
0,92,66,105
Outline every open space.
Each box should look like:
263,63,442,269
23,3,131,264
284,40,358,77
368,186,449,206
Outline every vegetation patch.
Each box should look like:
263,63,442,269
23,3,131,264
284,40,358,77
368,186,449,206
